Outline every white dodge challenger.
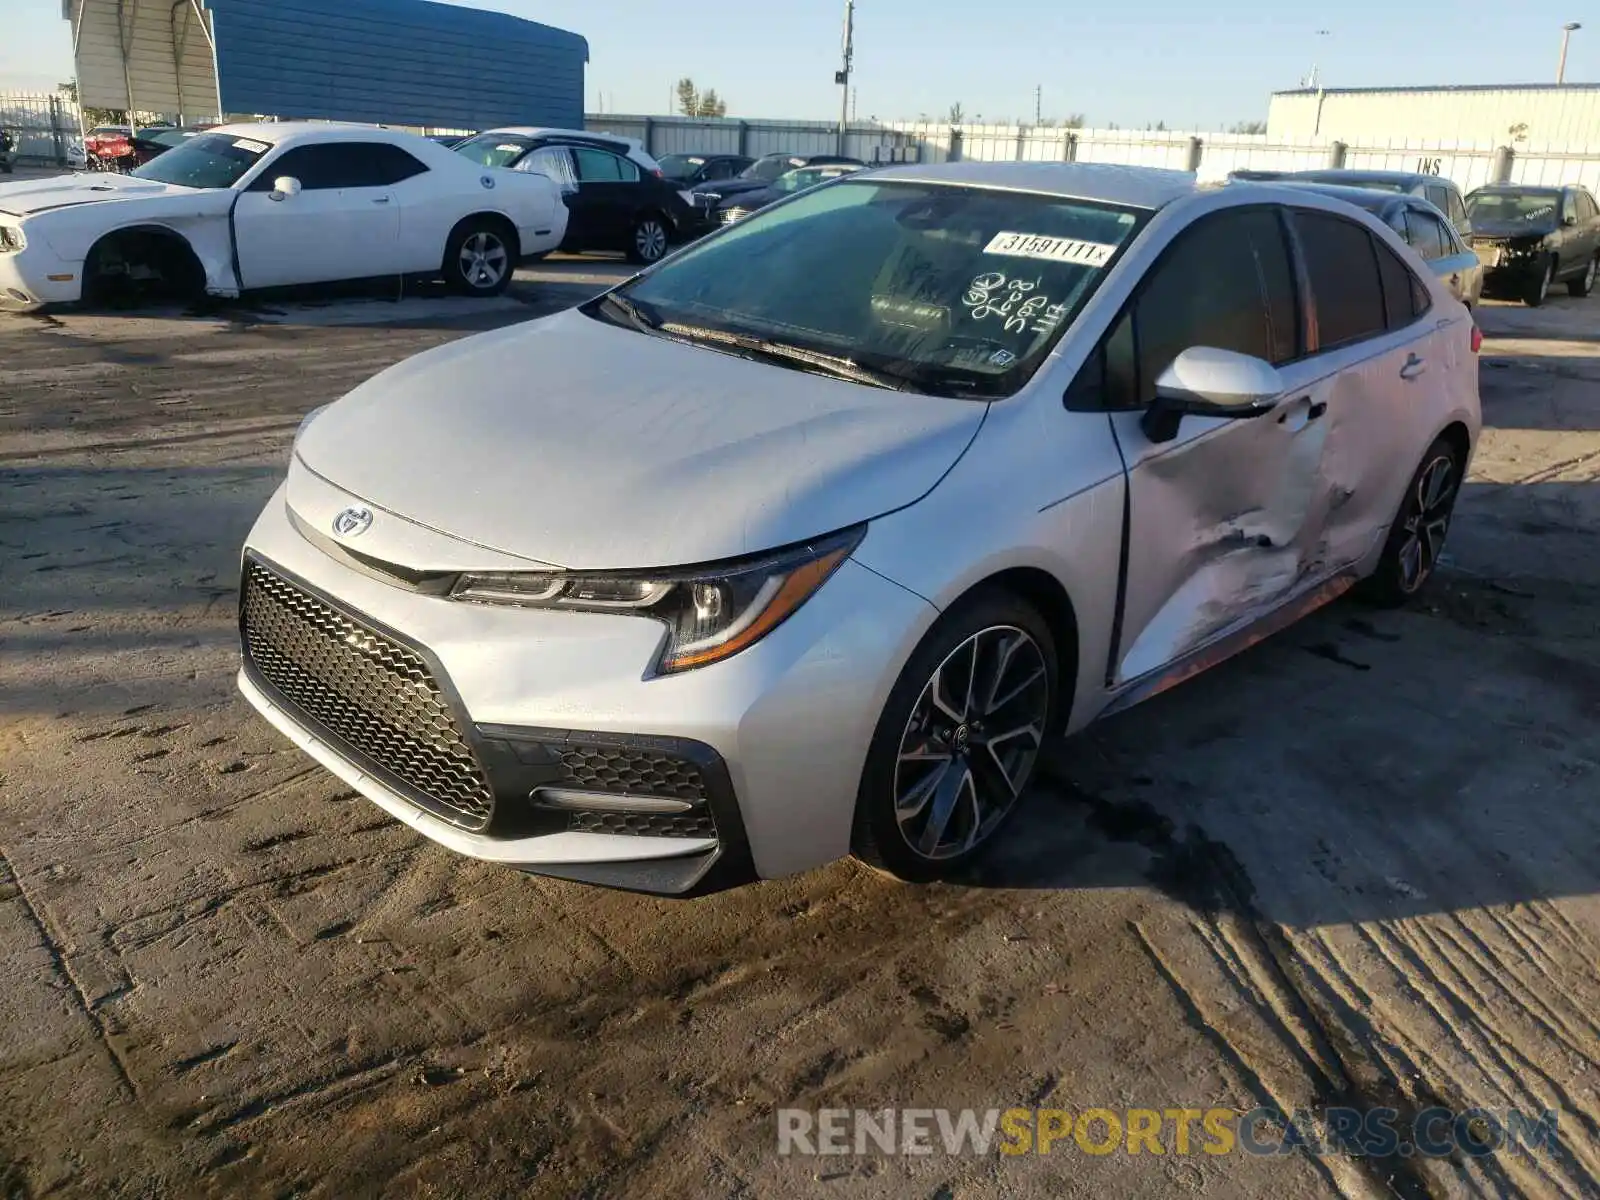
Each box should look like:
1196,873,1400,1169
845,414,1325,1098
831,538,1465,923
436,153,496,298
0,123,569,310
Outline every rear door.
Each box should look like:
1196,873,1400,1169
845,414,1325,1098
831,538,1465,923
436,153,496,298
1574,189,1600,268
234,141,402,287
1291,207,1449,572
1405,204,1476,304
569,146,643,250
515,146,581,244
1099,204,1338,683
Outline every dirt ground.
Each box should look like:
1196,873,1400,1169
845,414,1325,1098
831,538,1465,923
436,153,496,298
3,263,1599,1200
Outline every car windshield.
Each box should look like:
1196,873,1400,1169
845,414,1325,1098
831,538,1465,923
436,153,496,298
594,179,1143,399
451,133,536,168
742,155,805,182
146,128,197,148
1467,190,1561,223
130,132,270,188
658,154,707,177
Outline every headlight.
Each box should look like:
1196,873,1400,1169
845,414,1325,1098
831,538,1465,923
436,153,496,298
0,226,24,253
451,526,864,674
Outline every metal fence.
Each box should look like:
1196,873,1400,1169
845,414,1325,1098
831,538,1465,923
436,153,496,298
585,113,1600,197
0,91,82,166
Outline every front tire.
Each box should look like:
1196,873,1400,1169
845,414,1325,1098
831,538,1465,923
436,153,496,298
1525,257,1555,306
627,213,670,264
1568,254,1598,298
443,218,516,296
853,591,1058,882
1356,435,1465,608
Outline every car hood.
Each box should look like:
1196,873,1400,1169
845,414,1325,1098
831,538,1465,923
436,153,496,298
1469,219,1557,239
293,308,986,570
0,172,200,217
692,177,772,200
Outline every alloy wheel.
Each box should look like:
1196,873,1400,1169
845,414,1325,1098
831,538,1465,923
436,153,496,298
1397,453,1459,594
893,625,1049,861
459,231,508,289
635,219,667,262
1587,258,1598,292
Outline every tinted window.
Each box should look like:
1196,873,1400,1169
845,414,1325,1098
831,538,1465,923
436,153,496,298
1403,209,1449,260
1107,207,1298,408
1295,211,1387,350
369,143,428,184
1424,185,1450,213
1446,191,1469,229
1374,238,1427,329
572,148,640,183
706,159,741,181
256,143,392,190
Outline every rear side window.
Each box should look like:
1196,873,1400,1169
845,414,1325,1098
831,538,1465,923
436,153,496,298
572,147,641,183
1424,185,1450,213
1445,190,1469,230
1374,237,1430,329
1095,206,1299,409
1403,209,1449,261
1294,211,1388,350
1578,190,1599,220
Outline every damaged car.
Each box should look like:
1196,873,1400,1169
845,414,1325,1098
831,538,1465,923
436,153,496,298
237,162,1480,896
0,122,569,310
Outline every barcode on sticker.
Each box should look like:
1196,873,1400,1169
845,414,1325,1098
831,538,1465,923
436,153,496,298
983,232,1117,267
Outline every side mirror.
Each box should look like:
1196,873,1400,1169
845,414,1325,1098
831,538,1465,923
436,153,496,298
1141,347,1284,444
269,176,302,202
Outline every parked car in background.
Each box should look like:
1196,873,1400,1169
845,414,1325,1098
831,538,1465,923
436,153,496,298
657,153,754,188
714,162,868,224
0,123,568,310
505,141,695,262
83,125,133,170
1465,184,1600,306
1289,170,1472,237
1272,183,1483,308
451,127,664,179
691,152,866,204
0,129,14,175
235,162,1478,894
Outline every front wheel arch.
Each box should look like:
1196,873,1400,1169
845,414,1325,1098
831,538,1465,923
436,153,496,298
82,224,207,306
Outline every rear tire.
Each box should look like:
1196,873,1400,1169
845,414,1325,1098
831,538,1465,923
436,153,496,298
626,213,670,264
443,217,516,296
852,590,1058,883
1524,257,1555,306
1355,435,1465,608
1567,254,1598,298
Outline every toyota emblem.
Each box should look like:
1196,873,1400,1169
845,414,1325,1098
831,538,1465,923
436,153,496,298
332,507,373,537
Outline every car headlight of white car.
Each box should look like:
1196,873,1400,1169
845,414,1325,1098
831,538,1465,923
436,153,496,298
0,225,25,253
451,525,863,674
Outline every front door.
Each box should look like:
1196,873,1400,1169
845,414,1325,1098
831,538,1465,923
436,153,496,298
234,142,401,288
1096,205,1336,685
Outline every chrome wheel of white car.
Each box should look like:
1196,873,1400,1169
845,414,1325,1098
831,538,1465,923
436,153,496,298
444,218,517,296
460,232,508,288
894,625,1049,861
629,216,669,264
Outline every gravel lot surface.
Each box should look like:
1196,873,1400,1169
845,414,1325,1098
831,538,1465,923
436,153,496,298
3,264,1599,1199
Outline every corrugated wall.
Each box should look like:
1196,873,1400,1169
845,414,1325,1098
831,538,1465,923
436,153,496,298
1269,86,1600,145
206,0,586,129
72,0,220,118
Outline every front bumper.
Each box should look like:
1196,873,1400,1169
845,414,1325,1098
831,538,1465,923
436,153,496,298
237,482,936,894
0,237,81,310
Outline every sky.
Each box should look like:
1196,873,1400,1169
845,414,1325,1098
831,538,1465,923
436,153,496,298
4,0,1597,129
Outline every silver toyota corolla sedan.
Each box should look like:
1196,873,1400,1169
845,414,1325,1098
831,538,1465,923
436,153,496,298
238,162,1481,895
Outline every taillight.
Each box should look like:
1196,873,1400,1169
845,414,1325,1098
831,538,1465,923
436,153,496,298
652,168,664,178
1470,324,1483,354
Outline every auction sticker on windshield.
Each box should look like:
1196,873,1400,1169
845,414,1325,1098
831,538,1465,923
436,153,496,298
983,232,1118,267
233,138,270,153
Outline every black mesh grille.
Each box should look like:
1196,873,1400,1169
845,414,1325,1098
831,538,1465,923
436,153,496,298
566,810,717,839
558,745,708,802
241,559,494,829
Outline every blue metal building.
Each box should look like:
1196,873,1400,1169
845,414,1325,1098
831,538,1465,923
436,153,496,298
68,0,587,132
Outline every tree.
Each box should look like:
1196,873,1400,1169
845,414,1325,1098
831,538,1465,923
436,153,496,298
1064,113,1086,129
675,78,728,118
1229,120,1267,134
947,102,964,125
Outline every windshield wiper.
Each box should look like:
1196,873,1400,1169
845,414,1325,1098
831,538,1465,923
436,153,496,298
598,292,660,334
657,321,908,391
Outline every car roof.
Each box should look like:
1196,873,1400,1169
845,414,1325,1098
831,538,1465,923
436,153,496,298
1297,169,1445,188
1264,180,1407,215
210,121,420,146
481,126,635,146
1470,182,1563,193
861,161,1200,210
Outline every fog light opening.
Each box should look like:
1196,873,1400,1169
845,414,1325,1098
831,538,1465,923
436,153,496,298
531,787,695,815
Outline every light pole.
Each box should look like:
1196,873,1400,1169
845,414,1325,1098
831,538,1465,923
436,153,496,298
836,0,855,155
1558,22,1581,85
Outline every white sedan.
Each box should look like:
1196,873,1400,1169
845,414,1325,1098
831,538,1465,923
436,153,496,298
0,123,569,310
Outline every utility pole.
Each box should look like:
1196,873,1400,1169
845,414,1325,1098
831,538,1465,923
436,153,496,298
836,0,855,155
1035,84,1041,125
1558,22,1582,84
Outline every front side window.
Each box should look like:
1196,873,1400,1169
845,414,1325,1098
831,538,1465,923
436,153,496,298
1446,191,1469,229
1424,185,1450,213
131,132,268,188
249,143,391,191
452,133,536,168
1294,210,1387,350
573,148,640,183
1109,206,1298,408
596,180,1143,398
743,154,806,182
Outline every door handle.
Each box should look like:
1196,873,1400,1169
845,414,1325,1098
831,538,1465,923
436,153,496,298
1307,400,1327,420
1275,395,1317,424
1399,354,1427,381
372,196,391,204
